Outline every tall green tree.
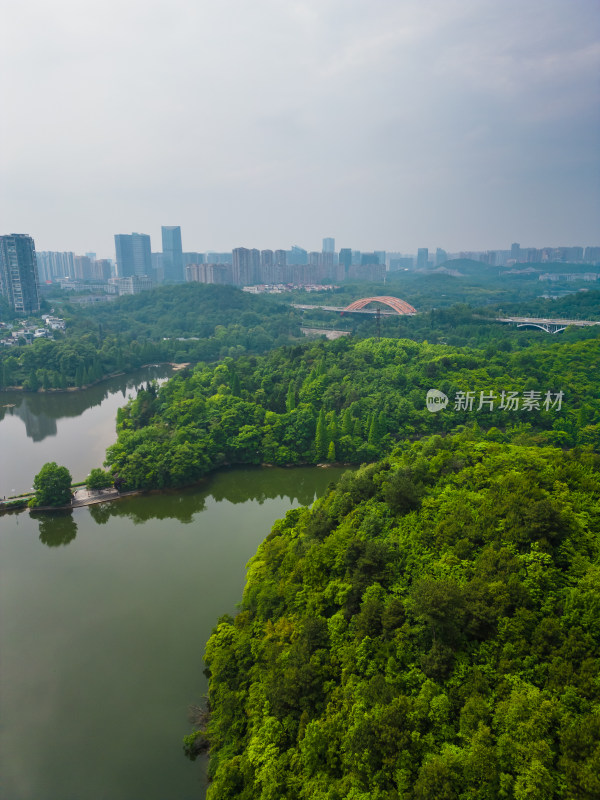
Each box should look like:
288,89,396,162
86,468,113,490
342,407,353,436
286,380,296,412
315,408,328,460
327,440,336,461
328,410,338,443
30,462,72,507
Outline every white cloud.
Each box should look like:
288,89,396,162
1,0,598,253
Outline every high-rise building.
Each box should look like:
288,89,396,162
417,248,429,268
375,251,386,268
115,233,152,278
321,250,335,278
36,251,76,282
288,246,308,266
162,226,183,283
182,252,205,267
0,233,41,314
73,255,94,280
322,237,335,253
206,252,233,265
91,259,113,281
361,252,379,265
259,250,274,283
115,235,134,277
260,250,274,267
186,263,233,285
435,248,448,266
510,243,521,261
151,252,164,283
232,247,260,285
339,248,352,269
584,246,600,264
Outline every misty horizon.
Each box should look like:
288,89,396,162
2,1,598,259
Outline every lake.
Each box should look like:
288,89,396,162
0,373,347,799
0,366,175,498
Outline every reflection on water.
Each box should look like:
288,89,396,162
39,466,349,542
87,466,343,527
0,366,173,443
1,465,348,800
35,511,78,547
0,365,174,497
0,401,58,440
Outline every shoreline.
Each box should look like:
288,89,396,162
69,487,143,509
1,462,352,515
0,487,143,514
0,362,187,395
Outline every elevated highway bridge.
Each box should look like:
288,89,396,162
292,297,599,334
496,316,600,334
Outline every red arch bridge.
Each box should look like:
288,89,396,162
292,296,418,316
293,300,599,334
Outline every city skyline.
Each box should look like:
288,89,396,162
23,233,600,292
1,1,598,258
33,233,600,266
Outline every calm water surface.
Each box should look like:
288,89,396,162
1,373,348,799
0,366,174,497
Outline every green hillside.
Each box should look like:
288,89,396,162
105,335,600,490
191,434,600,799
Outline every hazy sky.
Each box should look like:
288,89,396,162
2,0,599,258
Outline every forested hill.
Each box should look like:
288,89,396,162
62,283,300,342
499,289,600,322
0,284,302,390
105,335,600,490
190,434,600,799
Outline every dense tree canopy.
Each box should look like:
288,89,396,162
104,335,599,491
30,462,72,507
0,284,302,391
85,468,113,490
3,277,598,392
190,434,600,799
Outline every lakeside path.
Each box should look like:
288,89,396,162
0,487,141,514
70,487,141,507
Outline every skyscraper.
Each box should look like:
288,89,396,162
232,247,260,285
161,226,183,283
0,233,41,314
338,248,352,277
360,252,379,265
417,248,429,268
435,248,448,266
322,237,335,253
114,233,152,278
288,246,308,265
